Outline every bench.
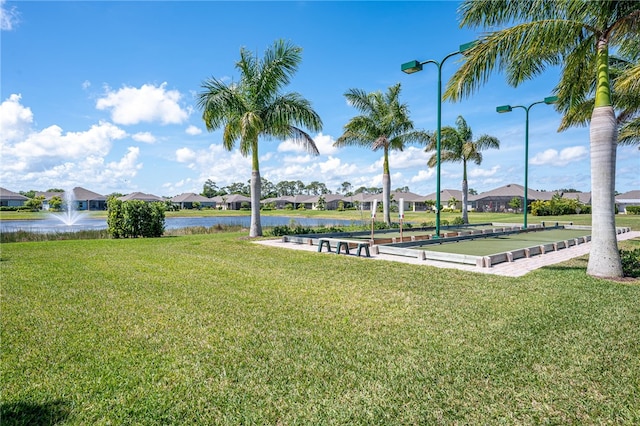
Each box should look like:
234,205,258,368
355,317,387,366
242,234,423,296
317,238,371,257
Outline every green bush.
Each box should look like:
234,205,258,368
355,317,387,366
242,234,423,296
0,206,30,211
451,216,465,226
107,198,165,238
268,225,344,237
620,248,640,277
626,206,640,215
530,196,590,216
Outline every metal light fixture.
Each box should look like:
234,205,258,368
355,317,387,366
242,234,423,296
401,41,477,238
496,95,559,228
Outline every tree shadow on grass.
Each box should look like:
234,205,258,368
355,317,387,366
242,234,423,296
1,400,70,425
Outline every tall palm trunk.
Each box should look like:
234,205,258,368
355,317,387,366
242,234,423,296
382,149,391,225
461,159,469,224
250,142,262,237
587,106,622,277
587,42,622,278
382,173,391,226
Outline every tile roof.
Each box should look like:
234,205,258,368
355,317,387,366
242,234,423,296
0,187,29,201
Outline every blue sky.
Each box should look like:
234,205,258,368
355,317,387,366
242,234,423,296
2,0,638,197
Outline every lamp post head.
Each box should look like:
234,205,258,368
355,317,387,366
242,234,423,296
496,105,512,113
459,40,478,55
544,95,559,104
401,60,423,74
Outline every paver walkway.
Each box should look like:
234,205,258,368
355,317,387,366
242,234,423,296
256,231,639,277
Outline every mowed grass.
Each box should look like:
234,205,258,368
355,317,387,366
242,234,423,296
1,234,639,424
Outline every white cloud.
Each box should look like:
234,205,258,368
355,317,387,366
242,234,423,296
530,146,588,166
132,132,156,143
410,168,435,183
0,94,34,144
175,147,197,163
313,133,338,155
96,82,189,125
82,80,91,90
10,121,126,161
162,177,197,194
369,147,429,172
283,154,314,165
4,147,142,193
277,132,336,155
0,94,138,192
173,143,251,186
0,0,20,31
318,156,359,176
469,165,500,178
186,125,202,135
390,146,429,169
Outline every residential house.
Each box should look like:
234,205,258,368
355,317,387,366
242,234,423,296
170,193,215,209
389,191,428,212
307,194,346,210
72,187,107,210
424,189,463,210
212,194,251,210
0,187,29,207
470,184,554,213
118,192,165,202
34,190,64,210
615,190,640,214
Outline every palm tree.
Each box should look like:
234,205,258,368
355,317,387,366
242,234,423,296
197,40,322,237
559,53,640,149
334,83,429,225
445,0,639,278
616,57,640,148
426,115,499,224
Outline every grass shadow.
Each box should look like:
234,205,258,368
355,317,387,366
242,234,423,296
0,400,70,425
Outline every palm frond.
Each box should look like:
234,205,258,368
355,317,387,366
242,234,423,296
197,78,247,131
257,39,302,101
618,117,640,147
616,62,640,93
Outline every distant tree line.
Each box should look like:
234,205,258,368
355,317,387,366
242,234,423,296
200,178,409,200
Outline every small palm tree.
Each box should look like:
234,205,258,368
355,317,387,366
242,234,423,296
427,116,499,224
334,83,429,225
445,0,639,278
197,40,322,236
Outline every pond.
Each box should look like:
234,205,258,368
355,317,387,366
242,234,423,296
0,215,365,234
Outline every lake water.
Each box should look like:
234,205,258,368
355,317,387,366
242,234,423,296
0,216,364,233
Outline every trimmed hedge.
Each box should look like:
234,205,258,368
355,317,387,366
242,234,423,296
626,206,640,215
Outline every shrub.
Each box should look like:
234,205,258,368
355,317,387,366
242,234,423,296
451,216,465,226
268,225,344,237
626,206,640,215
530,197,590,216
620,248,640,278
107,198,165,238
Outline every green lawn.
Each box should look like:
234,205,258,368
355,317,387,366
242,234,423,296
2,233,639,424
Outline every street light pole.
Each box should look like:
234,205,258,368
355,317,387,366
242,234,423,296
401,41,476,238
496,96,558,229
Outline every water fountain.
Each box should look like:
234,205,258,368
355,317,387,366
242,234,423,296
51,189,85,226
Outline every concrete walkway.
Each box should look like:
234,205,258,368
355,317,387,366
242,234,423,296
256,231,639,277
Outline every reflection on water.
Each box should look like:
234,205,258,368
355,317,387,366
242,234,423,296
0,216,364,234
